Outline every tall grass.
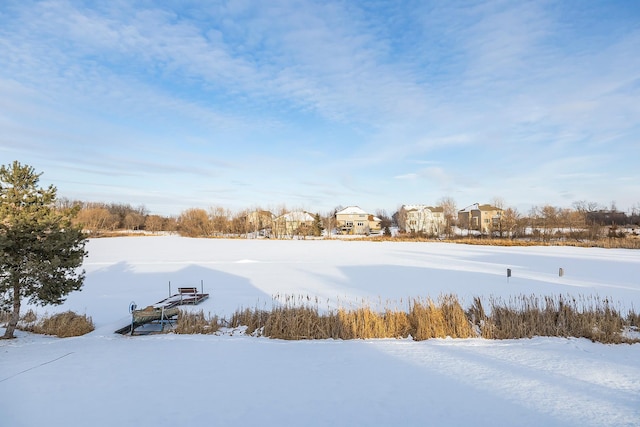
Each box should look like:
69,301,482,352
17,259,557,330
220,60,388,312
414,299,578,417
175,293,638,344
228,307,270,335
18,310,95,338
175,310,221,334
468,295,631,343
410,295,472,340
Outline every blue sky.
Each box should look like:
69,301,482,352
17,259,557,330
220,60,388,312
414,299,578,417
1,0,639,216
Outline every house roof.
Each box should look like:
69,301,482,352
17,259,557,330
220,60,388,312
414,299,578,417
402,204,429,212
277,211,315,222
248,210,275,218
402,205,443,213
336,206,368,215
459,203,501,212
478,204,501,211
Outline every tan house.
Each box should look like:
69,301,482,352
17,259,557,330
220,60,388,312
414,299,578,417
336,206,381,235
399,205,445,235
273,211,315,238
246,210,275,236
458,203,503,233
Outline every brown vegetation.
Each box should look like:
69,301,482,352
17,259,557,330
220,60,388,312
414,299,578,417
3,296,635,343
4,310,95,338
370,235,640,249
469,295,633,343
174,310,221,334
55,196,640,247
171,293,639,344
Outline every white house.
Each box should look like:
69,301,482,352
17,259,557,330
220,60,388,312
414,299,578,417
399,205,446,235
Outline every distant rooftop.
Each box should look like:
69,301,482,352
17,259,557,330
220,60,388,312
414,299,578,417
336,206,368,215
459,203,501,212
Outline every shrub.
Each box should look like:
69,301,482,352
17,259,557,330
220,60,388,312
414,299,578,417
25,311,94,338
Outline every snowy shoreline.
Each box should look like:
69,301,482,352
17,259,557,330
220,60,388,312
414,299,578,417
1,236,639,427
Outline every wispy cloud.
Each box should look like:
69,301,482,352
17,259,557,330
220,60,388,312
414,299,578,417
0,0,638,214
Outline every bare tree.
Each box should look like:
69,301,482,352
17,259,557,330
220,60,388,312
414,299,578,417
394,206,407,234
540,205,560,241
438,197,457,239
492,197,505,210
124,212,145,230
322,209,337,239
573,201,602,240
630,203,640,226
209,206,231,237
528,206,541,241
145,215,165,233
75,207,118,233
178,208,212,237
501,207,520,239
375,209,393,235
163,216,178,232
106,203,147,229
489,197,506,238
230,209,249,237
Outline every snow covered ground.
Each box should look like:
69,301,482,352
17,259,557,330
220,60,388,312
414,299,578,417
1,236,639,426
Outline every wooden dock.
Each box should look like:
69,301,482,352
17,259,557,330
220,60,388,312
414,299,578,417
115,286,209,335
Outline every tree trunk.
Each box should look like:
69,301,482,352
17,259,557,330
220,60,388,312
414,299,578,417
2,283,21,339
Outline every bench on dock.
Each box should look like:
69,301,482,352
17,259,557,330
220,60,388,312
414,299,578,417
178,287,198,294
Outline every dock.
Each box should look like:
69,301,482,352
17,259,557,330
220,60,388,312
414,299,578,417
115,286,209,335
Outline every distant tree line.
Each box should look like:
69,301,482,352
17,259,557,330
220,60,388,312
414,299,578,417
58,199,177,234
58,198,640,243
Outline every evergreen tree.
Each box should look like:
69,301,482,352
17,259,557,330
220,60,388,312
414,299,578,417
312,213,324,237
0,161,87,339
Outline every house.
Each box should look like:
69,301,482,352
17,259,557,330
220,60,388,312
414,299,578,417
335,206,381,235
399,205,446,235
246,210,275,236
272,211,316,237
458,203,503,233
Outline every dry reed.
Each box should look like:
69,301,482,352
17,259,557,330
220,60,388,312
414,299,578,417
175,310,221,334
22,311,95,338
203,293,638,344
473,295,631,343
